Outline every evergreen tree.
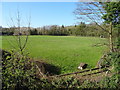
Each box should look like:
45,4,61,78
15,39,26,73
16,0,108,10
102,2,120,50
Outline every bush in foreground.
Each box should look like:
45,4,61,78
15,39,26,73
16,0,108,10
2,49,120,89
2,50,37,89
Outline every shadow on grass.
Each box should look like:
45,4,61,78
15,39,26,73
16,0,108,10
35,60,61,76
44,63,61,75
1,48,61,76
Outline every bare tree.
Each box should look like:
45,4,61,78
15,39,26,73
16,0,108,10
7,9,31,54
6,9,46,78
74,2,114,52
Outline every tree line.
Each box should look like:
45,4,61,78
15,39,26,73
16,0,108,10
1,22,111,37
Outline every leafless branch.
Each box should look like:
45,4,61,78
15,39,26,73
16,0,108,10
74,2,109,33
21,14,31,51
7,8,30,54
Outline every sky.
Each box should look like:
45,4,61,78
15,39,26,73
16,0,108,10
2,2,80,28
2,0,79,2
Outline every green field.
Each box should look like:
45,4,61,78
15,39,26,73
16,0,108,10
1,36,108,74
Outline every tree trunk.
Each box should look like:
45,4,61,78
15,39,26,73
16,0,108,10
109,22,114,52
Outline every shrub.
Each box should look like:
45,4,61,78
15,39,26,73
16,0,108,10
51,77,81,89
2,50,37,89
100,74,120,89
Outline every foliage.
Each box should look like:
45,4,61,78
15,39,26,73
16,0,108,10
116,24,120,49
99,37,120,89
75,22,86,36
102,2,120,52
2,50,37,89
102,50,120,73
29,29,38,35
1,23,109,37
1,28,14,35
102,2,120,26
79,80,99,88
51,77,80,88
35,75,119,89
31,23,108,37
100,74,120,89
110,52,120,74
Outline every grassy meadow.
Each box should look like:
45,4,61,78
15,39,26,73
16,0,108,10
1,36,108,74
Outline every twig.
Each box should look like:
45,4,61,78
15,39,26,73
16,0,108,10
35,64,45,78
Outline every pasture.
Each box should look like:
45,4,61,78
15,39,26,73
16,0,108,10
1,36,107,74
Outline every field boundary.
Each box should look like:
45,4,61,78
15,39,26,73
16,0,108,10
49,66,109,78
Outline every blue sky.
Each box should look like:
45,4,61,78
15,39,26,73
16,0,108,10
2,0,79,2
2,2,79,27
